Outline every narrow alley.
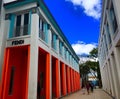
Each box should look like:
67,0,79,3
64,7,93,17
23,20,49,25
61,89,113,99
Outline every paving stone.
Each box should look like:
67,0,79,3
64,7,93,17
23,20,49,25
60,89,113,99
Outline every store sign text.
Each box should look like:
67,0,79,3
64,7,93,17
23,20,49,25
12,40,24,45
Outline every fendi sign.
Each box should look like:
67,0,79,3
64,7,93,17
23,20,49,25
12,40,24,45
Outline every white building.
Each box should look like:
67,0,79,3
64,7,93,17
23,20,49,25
98,0,120,99
0,0,80,99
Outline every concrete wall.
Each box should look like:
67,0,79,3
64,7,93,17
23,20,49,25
0,0,7,83
98,0,120,99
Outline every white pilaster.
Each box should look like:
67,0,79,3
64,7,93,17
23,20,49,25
113,47,120,85
28,13,39,99
112,0,120,25
106,61,115,96
0,1,5,81
105,64,110,93
110,54,120,99
0,18,10,81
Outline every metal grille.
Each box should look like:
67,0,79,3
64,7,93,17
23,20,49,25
51,40,56,50
14,25,28,37
39,29,45,41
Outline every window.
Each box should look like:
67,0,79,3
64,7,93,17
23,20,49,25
69,55,71,63
39,18,42,30
15,15,21,37
39,18,44,31
42,21,44,31
104,34,108,53
9,66,15,95
39,18,44,39
23,13,29,35
106,23,112,44
39,18,47,41
66,51,68,61
0,0,2,16
68,53,70,63
110,3,118,33
51,33,57,50
65,48,67,60
51,33,54,48
59,41,63,55
14,13,29,37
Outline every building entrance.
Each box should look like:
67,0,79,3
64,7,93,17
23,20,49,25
60,61,67,96
1,46,29,99
37,48,50,99
52,56,60,98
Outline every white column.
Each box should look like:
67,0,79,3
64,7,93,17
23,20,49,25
110,54,120,99
104,65,109,92
113,48,120,85
0,2,5,81
28,13,39,99
103,67,107,91
100,69,105,90
106,61,115,96
0,17,10,81
112,0,120,25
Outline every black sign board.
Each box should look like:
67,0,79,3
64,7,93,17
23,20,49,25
12,40,24,45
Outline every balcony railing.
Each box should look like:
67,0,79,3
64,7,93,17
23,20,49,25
59,48,62,55
52,40,56,50
39,29,45,41
65,53,67,60
14,25,29,37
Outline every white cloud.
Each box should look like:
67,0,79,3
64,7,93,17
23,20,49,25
66,0,102,19
72,41,97,55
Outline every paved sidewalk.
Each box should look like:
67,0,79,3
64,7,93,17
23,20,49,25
60,89,113,99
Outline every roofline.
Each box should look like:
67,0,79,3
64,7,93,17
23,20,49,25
98,0,104,50
38,0,79,61
4,0,35,8
4,0,79,61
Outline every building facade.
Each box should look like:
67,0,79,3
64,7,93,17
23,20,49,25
0,0,80,99
98,0,120,99
0,0,6,95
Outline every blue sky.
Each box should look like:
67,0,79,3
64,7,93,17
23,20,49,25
44,0,102,55
4,0,102,55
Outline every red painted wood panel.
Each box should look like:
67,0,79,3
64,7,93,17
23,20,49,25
55,59,60,98
45,53,50,99
61,63,67,95
1,46,29,99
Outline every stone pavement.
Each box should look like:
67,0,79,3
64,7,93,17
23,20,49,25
60,89,113,99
